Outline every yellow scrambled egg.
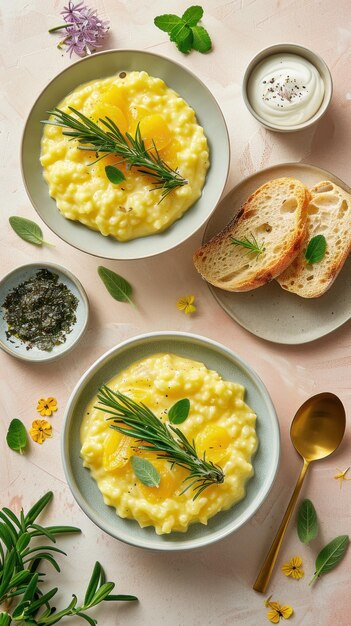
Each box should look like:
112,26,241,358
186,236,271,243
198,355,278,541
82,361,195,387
80,354,258,535
40,71,209,241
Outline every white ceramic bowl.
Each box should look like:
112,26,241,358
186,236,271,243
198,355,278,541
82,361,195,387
0,262,89,362
62,331,280,551
21,49,229,260
242,43,333,132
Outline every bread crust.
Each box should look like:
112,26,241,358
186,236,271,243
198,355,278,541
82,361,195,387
193,177,310,292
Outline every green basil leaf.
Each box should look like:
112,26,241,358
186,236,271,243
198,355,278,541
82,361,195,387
304,234,327,264
297,499,318,544
182,5,204,26
105,165,126,185
9,216,48,246
131,456,160,487
168,399,190,424
97,266,134,305
6,419,27,454
310,534,349,584
154,14,181,33
191,25,212,52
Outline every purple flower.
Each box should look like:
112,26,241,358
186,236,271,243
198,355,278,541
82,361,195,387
50,2,109,57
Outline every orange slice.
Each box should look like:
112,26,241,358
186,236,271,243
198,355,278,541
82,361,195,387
92,103,128,136
195,425,232,465
102,430,133,471
137,460,185,502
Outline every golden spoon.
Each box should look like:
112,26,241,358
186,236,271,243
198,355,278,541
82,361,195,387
253,392,345,593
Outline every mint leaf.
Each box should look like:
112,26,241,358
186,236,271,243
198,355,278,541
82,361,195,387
182,5,203,26
7,419,27,454
154,6,212,55
154,14,181,33
131,456,160,487
173,25,193,53
191,25,212,52
105,166,126,185
304,234,327,264
168,399,190,425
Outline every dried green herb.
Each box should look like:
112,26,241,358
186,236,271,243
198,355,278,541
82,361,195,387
2,269,78,351
6,419,27,454
297,499,318,544
230,234,265,256
310,535,349,585
0,492,136,625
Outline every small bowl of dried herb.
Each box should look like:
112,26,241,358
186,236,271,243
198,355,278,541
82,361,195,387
0,262,89,362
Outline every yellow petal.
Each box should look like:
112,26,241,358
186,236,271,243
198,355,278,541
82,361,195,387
281,563,293,576
267,609,280,623
280,606,293,619
185,304,196,314
291,556,302,568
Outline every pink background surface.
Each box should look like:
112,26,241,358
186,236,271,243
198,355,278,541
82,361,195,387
1,1,351,624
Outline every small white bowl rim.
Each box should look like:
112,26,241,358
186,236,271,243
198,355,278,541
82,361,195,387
0,261,89,363
61,330,280,551
242,42,333,132
20,48,230,261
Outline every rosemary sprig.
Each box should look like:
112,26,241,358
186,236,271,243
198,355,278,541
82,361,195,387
42,107,188,200
96,386,225,500
0,492,136,625
230,233,265,256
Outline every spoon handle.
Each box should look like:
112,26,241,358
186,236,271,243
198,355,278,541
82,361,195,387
253,459,310,593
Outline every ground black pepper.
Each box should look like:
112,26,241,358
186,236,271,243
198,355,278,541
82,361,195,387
2,269,79,351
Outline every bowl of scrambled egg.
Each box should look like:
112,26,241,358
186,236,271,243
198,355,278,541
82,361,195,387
62,331,280,550
21,50,229,260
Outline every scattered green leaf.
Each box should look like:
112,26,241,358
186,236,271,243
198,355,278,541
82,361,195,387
6,419,27,454
131,456,160,487
304,234,327,264
297,499,318,544
168,399,190,425
310,535,349,584
9,216,52,246
105,165,126,185
97,266,134,306
154,5,212,54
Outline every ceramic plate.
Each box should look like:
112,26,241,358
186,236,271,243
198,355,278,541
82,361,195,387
0,263,89,362
21,49,229,260
203,163,351,344
62,332,280,551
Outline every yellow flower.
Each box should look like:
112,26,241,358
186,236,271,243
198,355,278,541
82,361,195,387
265,596,293,623
36,397,58,417
177,295,196,314
281,555,304,579
29,419,53,444
334,467,351,489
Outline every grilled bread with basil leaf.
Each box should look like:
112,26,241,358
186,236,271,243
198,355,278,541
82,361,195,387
193,177,310,291
277,181,351,298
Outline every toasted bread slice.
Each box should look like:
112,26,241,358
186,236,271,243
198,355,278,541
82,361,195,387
193,177,310,292
277,181,351,298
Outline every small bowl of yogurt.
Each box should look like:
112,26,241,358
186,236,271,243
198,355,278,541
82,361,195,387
242,43,333,132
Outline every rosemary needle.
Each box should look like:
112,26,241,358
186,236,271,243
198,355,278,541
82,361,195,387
42,107,188,200
230,233,265,256
96,386,225,500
